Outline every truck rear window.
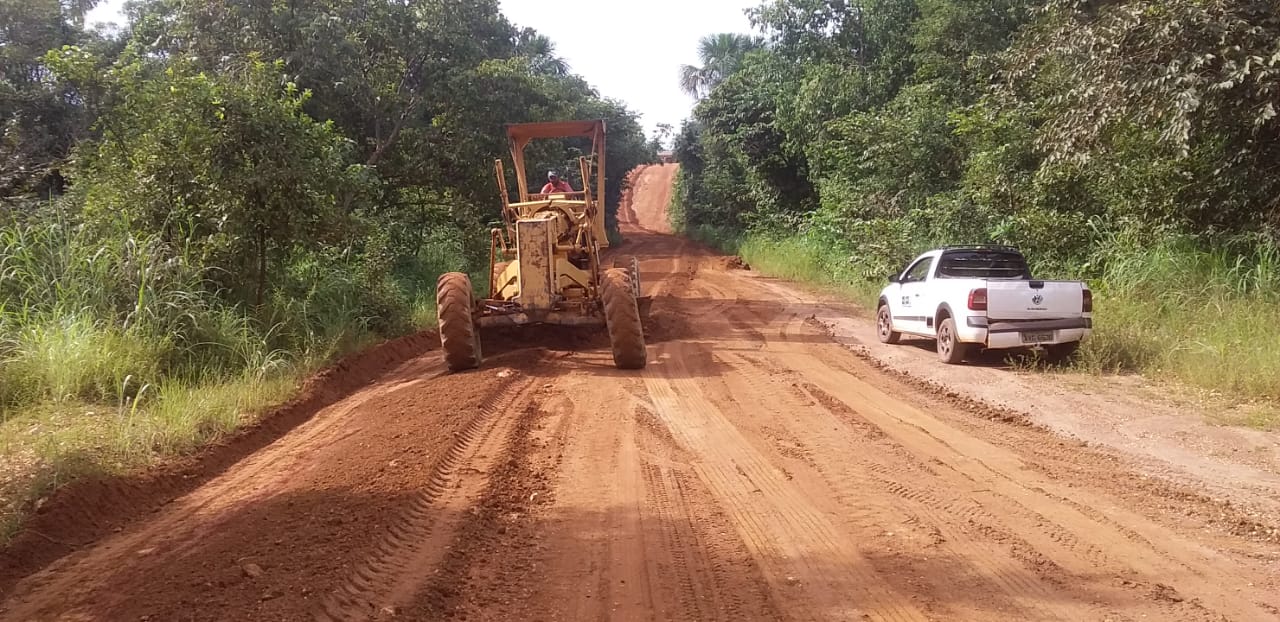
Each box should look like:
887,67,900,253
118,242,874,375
937,251,1031,279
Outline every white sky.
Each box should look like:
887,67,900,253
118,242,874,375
84,0,762,139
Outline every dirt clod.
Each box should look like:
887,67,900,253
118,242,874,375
241,563,264,579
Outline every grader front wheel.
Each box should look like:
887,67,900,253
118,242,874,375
437,272,481,372
601,268,647,369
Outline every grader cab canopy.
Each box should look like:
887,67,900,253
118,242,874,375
494,120,609,246
433,119,649,373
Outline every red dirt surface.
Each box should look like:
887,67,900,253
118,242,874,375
2,164,1277,621
0,330,439,594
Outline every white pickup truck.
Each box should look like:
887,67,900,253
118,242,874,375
876,246,1092,364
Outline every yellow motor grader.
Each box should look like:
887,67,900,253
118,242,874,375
435,119,649,372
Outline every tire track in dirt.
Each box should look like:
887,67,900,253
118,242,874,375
717,351,1088,621
641,340,929,622
821,395,1220,620
633,401,782,622
813,334,1280,546
396,385,564,619
315,374,536,621
639,455,727,620
629,221,931,619
785,350,1279,620
454,361,780,622
443,369,657,620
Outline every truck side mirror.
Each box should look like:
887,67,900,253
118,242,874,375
888,274,901,283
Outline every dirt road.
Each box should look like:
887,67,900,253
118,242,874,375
2,165,1278,621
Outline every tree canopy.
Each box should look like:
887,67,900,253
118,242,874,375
676,0,1280,279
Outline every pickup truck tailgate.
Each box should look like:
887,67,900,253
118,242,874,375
985,280,1085,319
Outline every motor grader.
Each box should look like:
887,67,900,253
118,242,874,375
435,119,649,372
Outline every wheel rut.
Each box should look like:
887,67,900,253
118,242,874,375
634,403,781,622
718,352,1087,620
315,375,536,621
782,348,1280,620
641,341,930,622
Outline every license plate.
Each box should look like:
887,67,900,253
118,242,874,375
1021,331,1054,344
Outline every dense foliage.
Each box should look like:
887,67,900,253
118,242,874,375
0,1,653,418
675,0,1280,397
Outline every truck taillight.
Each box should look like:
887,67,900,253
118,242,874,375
967,288,988,311
1083,289,1093,313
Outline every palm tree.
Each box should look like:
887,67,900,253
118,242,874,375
516,29,571,77
678,33,764,99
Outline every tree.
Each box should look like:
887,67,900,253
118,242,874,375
50,48,366,306
654,123,675,149
516,29,571,77
678,33,765,99
0,0,106,200
1011,0,1280,231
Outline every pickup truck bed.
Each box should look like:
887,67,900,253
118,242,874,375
877,247,1093,364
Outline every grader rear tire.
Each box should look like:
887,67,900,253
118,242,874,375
601,268,647,369
437,272,481,372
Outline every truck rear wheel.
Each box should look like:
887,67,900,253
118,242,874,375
1046,341,1081,364
936,317,969,365
601,268,646,369
877,304,901,344
437,272,481,372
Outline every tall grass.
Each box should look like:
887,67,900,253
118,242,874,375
738,235,883,303
1,213,194,412
0,316,165,407
1080,236,1280,400
0,208,446,539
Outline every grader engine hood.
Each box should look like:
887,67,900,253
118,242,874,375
515,213,558,319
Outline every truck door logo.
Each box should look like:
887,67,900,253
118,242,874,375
1031,294,1044,306
902,296,910,307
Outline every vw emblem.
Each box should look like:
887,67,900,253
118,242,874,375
1031,294,1044,306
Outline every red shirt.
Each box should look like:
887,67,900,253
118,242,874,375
541,180,573,193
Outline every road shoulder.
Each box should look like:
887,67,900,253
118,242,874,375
739,270,1280,528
